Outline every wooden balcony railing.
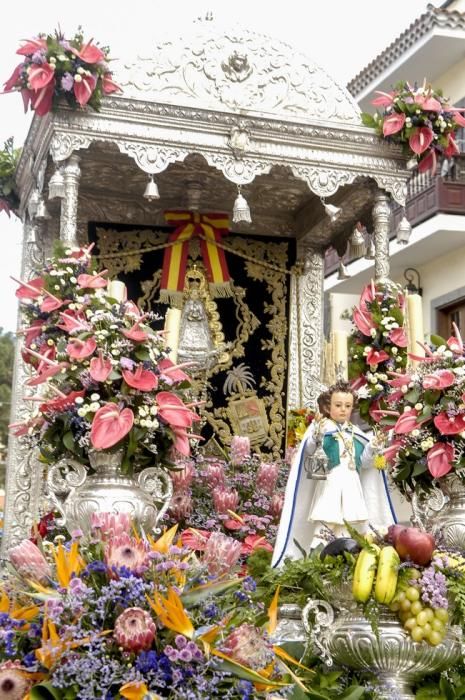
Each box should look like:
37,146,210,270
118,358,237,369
324,154,465,276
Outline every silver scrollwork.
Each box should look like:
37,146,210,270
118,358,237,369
137,468,173,533
46,459,88,527
302,598,335,666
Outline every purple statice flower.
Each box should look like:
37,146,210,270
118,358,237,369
61,72,74,91
31,50,46,64
120,356,135,370
45,598,65,623
419,564,448,609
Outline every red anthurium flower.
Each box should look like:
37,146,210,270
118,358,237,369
66,337,97,360
359,281,376,309
371,91,395,107
29,62,55,90
158,359,190,384
386,389,403,404
57,311,89,333
122,323,148,342
40,390,86,414
383,440,402,464
382,112,406,136
447,335,463,354
366,348,389,366
394,409,429,434
180,528,211,551
434,412,465,436
122,365,158,391
24,321,43,348
77,272,108,289
368,399,381,422
25,362,68,386
102,73,121,94
15,276,44,300
452,111,465,128
409,127,434,155
90,404,134,450
427,442,454,478
415,95,442,112
388,327,408,347
30,82,55,116
40,295,65,313
10,415,45,437
172,426,191,456
350,375,367,392
423,369,456,390
70,41,105,64
418,148,437,175
444,134,460,159
223,519,244,531
241,535,273,555
3,63,23,92
156,392,198,428
89,352,113,382
16,38,47,56
74,73,97,107
353,306,374,336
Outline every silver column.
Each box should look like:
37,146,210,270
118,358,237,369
298,246,325,410
60,155,81,247
372,190,391,283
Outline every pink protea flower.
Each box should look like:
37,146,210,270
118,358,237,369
221,623,273,670
230,436,250,466
9,539,51,582
91,512,131,540
269,492,285,519
202,532,242,577
168,491,193,520
0,661,32,700
212,486,239,514
104,533,149,576
204,461,225,488
114,607,156,652
256,462,280,496
171,463,195,491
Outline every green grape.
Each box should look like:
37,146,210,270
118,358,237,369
411,601,423,616
416,611,429,626
408,569,422,580
390,601,400,612
404,617,416,632
424,608,435,623
396,591,406,603
423,622,432,636
434,608,449,623
411,626,424,643
399,610,410,623
400,598,412,612
427,630,443,646
431,618,445,633
406,586,420,602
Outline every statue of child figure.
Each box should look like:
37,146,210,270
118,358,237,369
272,380,397,567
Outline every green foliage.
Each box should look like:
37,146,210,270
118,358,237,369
0,137,21,211
0,328,14,476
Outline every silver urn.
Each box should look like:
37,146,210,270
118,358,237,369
303,596,462,700
46,449,172,535
412,474,465,550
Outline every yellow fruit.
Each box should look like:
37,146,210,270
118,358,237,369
352,545,380,603
374,546,400,605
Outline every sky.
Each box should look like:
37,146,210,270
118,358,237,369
0,0,431,333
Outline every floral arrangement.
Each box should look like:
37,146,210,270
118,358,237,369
0,513,311,699
0,137,20,217
165,436,287,552
348,280,408,426
379,325,465,495
11,243,199,474
362,81,465,173
287,407,314,448
3,27,121,116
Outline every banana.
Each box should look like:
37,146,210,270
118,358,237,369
374,546,400,604
352,544,380,603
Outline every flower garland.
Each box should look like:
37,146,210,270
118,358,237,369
3,28,121,116
0,515,310,699
0,137,20,217
348,280,408,426
287,407,314,448
12,242,199,473
362,81,465,173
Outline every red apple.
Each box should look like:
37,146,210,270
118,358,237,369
387,524,405,546
394,526,436,566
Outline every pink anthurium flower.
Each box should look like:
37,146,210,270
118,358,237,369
57,311,89,333
371,91,395,107
382,112,406,136
444,134,460,159
353,306,374,336
122,323,148,343
66,337,97,360
394,409,429,434
447,322,463,354
388,327,408,347
74,73,97,106
434,412,465,436
350,375,367,392
418,148,437,175
25,362,68,386
158,359,190,384
40,390,86,414
3,63,23,92
366,348,389,366
89,352,113,382
77,271,108,289
16,38,47,56
415,95,442,112
409,127,434,155
30,82,55,116
22,320,43,348
387,371,413,388
40,295,65,313
156,392,199,428
427,442,454,478
90,404,134,450
102,73,121,94
28,63,55,90
383,440,402,464
70,41,105,64
0,199,11,217
122,365,158,391
359,281,376,309
9,415,45,437
423,369,456,390
14,276,44,300
172,426,191,456
452,110,465,128
241,535,273,555
181,528,211,551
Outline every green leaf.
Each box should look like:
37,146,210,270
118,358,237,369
431,334,447,347
211,655,287,687
62,431,76,454
135,347,151,361
339,687,367,700
361,112,377,128
413,462,427,476
439,677,456,700
30,683,64,700
404,388,420,404
396,464,412,481
183,578,241,605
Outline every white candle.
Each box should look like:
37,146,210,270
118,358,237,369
406,293,425,367
108,280,127,302
332,330,348,379
164,308,182,363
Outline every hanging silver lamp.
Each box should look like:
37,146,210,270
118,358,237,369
365,235,375,260
48,168,65,199
35,198,51,221
232,186,252,224
348,224,367,258
337,258,351,280
143,175,160,201
321,197,342,223
396,215,412,245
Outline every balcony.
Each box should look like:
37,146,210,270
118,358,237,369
324,154,465,277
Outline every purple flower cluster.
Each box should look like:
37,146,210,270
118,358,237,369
420,564,448,610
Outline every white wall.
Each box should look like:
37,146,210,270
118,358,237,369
419,246,465,335
329,293,359,332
